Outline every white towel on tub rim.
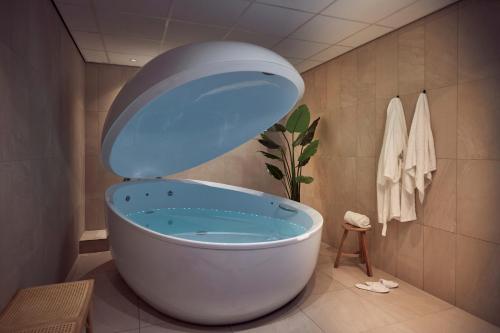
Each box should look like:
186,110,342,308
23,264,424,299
376,97,408,236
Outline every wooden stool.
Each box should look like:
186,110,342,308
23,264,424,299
0,280,94,333
334,223,373,276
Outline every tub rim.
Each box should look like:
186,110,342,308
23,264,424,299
105,178,323,250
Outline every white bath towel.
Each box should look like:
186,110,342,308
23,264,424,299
377,97,408,236
401,93,436,222
344,211,370,228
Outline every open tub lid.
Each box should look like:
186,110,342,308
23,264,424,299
101,41,304,178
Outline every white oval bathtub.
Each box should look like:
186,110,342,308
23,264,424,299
105,178,323,325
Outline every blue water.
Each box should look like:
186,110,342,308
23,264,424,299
126,208,307,243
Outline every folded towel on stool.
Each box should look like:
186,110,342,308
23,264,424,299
344,211,371,228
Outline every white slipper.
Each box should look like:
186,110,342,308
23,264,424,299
379,279,399,289
355,282,390,293
365,279,399,289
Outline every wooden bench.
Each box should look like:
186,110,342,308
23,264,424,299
0,280,94,333
334,223,373,276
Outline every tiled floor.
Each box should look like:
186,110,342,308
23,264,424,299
69,243,500,333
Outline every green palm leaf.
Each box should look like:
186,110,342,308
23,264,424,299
259,151,282,160
298,140,319,162
296,175,314,184
258,133,281,149
265,163,284,180
286,104,310,133
268,123,286,132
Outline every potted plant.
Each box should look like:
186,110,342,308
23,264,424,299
258,104,320,202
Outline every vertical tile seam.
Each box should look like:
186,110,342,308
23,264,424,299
421,12,426,291
354,49,359,214
454,0,460,307
395,27,400,279
371,36,379,171
83,63,87,232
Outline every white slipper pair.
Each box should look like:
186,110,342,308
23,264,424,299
355,279,399,293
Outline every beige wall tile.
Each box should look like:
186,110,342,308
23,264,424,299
30,69,59,158
330,157,356,206
0,0,84,309
85,154,100,200
340,51,358,108
458,0,500,82
26,0,61,74
424,159,457,233
398,24,425,95
458,76,500,159
173,138,285,197
85,64,99,112
301,66,327,115
223,136,259,159
0,2,12,48
356,102,376,157
374,98,391,156
124,67,139,81
98,167,123,196
326,59,341,110
312,66,327,114
357,43,376,104
10,1,30,59
457,160,500,244
333,105,357,157
0,46,33,161
425,7,458,89
456,235,500,326
319,204,337,246
85,154,120,201
300,71,314,108
315,110,333,158
300,155,333,244
301,71,316,116
328,157,357,251
301,155,333,214
370,222,399,276
0,161,42,270
97,111,107,143
356,157,376,215
427,86,457,158
85,197,106,231
423,226,456,304
97,64,126,112
85,112,99,154
376,33,398,99
399,92,419,130
397,222,424,288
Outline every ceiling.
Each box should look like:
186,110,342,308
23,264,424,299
54,0,457,72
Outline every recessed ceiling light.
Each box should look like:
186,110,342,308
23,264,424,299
130,58,137,62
